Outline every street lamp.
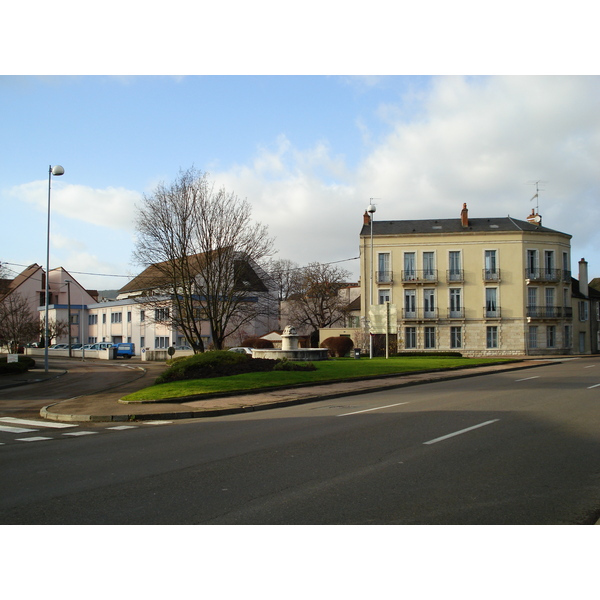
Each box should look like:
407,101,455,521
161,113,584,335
65,279,72,358
367,202,376,359
44,165,65,372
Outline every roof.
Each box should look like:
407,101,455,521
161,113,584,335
119,251,268,295
0,263,43,299
360,217,571,238
572,277,600,300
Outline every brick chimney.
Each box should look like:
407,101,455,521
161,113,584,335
460,203,469,227
579,258,589,297
363,211,371,226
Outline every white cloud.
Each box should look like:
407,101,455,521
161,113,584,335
10,181,141,231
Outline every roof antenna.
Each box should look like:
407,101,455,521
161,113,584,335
526,180,547,214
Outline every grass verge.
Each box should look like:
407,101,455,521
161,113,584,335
122,356,514,402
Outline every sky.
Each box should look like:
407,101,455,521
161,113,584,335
2,74,599,292
1,3,598,297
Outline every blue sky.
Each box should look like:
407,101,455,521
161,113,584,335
2,75,599,291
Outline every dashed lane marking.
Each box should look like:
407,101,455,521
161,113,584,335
15,437,53,442
0,425,37,434
107,425,138,430
62,431,99,436
0,417,76,429
338,402,410,417
423,419,500,445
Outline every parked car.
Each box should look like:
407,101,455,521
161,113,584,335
113,343,135,359
70,343,83,349
228,347,253,355
49,344,68,350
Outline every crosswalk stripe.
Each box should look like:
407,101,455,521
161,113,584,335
62,431,99,436
15,437,53,442
107,425,138,430
0,425,37,434
0,417,76,429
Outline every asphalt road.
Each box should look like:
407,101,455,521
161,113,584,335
1,357,599,524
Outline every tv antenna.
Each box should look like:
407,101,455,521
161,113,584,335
526,180,547,214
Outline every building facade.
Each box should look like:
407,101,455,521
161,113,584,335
323,204,598,357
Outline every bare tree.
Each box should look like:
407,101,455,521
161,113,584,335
0,292,39,352
285,262,352,344
132,167,275,351
264,258,300,301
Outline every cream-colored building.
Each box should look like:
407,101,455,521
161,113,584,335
323,204,600,357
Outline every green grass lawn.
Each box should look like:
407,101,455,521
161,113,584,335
122,356,514,402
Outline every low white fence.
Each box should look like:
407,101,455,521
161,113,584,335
22,348,196,361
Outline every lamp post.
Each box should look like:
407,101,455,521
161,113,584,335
65,279,72,358
44,165,64,372
367,202,376,359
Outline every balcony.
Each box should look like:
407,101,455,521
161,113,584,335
447,307,465,319
483,306,501,319
527,306,572,319
525,268,563,283
376,270,393,284
482,269,501,282
401,270,438,284
402,308,439,320
446,269,464,283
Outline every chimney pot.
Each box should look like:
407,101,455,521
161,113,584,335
460,203,469,227
363,211,371,226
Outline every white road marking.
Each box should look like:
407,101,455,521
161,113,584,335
0,417,75,429
62,431,99,436
338,402,410,417
515,376,540,382
584,365,596,369
587,383,600,389
0,425,37,433
15,437,53,442
107,425,138,430
142,421,173,425
423,419,500,445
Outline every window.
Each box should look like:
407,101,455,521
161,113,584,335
155,336,170,349
70,314,79,324
404,252,416,280
545,288,555,317
88,314,98,325
484,250,498,279
450,326,462,349
529,326,538,349
562,252,570,279
87,337,97,344
155,308,170,322
378,253,391,283
127,311,132,322
527,249,539,279
423,252,435,280
111,312,122,324
140,336,145,348
405,327,416,349
449,251,461,281
404,289,416,317
424,327,436,349
378,289,390,304
546,326,556,348
579,301,589,322
485,288,498,317
486,326,498,349
102,314,106,324
140,310,145,322
544,250,555,278
564,326,571,348
423,289,436,317
449,288,462,317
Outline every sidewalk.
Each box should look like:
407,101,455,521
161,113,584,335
31,359,555,423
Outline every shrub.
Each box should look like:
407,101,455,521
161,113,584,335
241,337,274,349
156,350,277,384
0,355,36,375
320,336,354,358
273,359,316,372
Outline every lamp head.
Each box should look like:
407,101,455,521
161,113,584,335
367,204,376,214
51,165,65,176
